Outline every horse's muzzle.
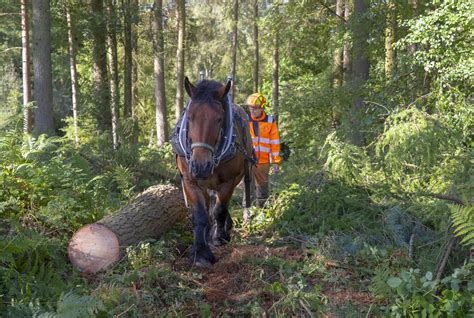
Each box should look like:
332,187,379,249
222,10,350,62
189,160,214,179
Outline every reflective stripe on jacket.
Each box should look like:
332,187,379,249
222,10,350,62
249,111,281,164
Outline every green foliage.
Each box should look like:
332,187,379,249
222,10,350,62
265,174,379,241
382,264,474,317
37,291,105,318
400,0,474,86
322,132,373,186
451,205,474,247
375,107,464,193
0,133,122,233
0,61,21,128
0,129,165,314
0,226,68,315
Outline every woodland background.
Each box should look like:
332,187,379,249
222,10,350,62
0,0,472,316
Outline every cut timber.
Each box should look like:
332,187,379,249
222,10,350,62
68,184,187,274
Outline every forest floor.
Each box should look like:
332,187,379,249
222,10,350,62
94,214,384,317
172,229,379,317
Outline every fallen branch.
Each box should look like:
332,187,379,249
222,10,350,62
435,234,458,281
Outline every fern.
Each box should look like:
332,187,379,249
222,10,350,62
450,205,474,247
37,291,105,318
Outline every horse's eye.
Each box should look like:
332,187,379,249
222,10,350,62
217,118,223,124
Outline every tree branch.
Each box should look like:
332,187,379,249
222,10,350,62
316,0,346,22
0,13,21,17
1,47,21,54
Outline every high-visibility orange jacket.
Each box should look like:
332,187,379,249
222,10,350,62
249,111,281,165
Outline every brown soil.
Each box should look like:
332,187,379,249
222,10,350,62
172,242,378,315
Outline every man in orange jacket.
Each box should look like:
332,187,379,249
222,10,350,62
245,92,281,208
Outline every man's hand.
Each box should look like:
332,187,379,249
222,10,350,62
272,164,280,174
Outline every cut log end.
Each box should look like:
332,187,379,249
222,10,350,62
68,223,120,274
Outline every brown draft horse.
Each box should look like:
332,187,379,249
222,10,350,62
173,78,253,267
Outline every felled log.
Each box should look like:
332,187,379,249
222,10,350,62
68,184,187,274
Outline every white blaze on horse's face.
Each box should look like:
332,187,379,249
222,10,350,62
188,100,224,179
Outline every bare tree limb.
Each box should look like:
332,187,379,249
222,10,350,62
435,235,457,281
316,0,347,22
0,13,21,17
1,47,21,54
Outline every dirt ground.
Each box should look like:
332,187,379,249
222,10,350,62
172,241,377,316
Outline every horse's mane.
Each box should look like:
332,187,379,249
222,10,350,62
192,80,225,104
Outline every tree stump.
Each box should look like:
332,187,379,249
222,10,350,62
68,184,187,274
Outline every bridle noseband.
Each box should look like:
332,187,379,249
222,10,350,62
190,141,216,155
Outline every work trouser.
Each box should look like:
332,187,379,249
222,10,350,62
253,163,270,207
243,163,270,209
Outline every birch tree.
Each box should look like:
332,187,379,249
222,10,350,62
20,0,32,134
66,4,79,145
153,0,168,146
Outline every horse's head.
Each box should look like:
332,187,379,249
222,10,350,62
184,77,231,179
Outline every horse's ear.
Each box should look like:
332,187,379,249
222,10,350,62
217,80,232,100
184,76,195,98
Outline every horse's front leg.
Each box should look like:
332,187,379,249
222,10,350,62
210,181,235,246
183,183,215,267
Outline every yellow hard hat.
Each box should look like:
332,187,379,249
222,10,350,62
246,93,266,108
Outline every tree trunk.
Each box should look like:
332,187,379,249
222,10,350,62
91,0,110,131
342,0,352,84
272,30,279,123
252,0,259,93
333,0,343,87
107,0,120,149
68,184,187,274
131,0,139,118
350,0,369,146
384,0,395,79
32,0,55,136
21,0,32,135
123,0,133,118
175,0,185,121
230,0,239,103
153,0,168,146
66,6,80,146
408,0,418,54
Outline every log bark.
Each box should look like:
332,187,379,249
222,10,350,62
68,184,187,274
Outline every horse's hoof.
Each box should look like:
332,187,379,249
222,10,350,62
194,259,213,268
190,247,216,267
210,227,231,246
